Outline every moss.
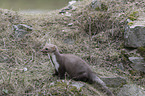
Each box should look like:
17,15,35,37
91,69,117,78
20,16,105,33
137,47,145,60
128,11,139,21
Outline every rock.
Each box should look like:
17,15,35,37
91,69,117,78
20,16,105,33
101,77,127,88
124,25,145,48
117,84,145,96
129,57,145,72
13,24,32,38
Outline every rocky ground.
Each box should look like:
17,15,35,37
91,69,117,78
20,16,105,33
0,0,145,96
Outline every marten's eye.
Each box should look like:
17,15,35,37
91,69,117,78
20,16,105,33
45,48,48,50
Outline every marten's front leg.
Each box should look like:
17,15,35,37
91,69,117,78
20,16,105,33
52,69,58,76
58,66,65,79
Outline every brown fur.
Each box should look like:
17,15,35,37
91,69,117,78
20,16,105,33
41,43,114,96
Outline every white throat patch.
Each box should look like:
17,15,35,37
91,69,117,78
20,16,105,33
49,53,60,72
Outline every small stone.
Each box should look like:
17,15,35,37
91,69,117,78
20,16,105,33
23,67,28,72
68,23,73,27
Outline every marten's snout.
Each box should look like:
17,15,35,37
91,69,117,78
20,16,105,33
41,45,56,54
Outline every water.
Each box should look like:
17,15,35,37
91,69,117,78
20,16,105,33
0,0,73,13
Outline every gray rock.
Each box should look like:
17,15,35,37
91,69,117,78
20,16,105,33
129,57,145,72
13,24,32,38
101,77,127,88
117,84,145,96
124,25,145,48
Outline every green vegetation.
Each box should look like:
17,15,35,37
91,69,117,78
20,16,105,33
128,11,139,21
0,0,145,95
138,47,145,60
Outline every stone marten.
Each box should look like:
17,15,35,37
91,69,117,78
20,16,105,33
41,43,114,96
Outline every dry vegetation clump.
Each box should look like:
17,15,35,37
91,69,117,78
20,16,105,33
71,0,144,68
0,0,145,95
74,0,143,39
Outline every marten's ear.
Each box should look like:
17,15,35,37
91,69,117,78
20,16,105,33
52,46,56,50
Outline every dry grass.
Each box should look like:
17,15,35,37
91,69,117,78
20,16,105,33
0,0,145,95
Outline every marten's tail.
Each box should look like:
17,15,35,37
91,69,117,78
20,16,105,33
90,73,114,96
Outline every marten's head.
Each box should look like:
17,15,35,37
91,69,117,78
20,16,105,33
41,43,57,54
